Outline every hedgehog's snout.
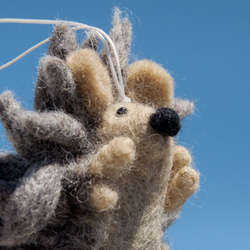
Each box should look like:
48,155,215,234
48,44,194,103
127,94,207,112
150,108,181,137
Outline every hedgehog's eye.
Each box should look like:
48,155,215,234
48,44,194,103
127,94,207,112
116,107,127,116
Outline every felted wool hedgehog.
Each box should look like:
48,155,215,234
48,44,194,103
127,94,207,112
0,9,199,250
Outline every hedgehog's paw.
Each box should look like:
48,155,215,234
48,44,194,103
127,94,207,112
164,146,199,212
88,137,136,179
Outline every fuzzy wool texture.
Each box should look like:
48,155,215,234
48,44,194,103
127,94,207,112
48,22,77,60
108,8,132,82
66,49,113,120
164,146,199,212
126,60,174,107
0,91,89,164
34,55,86,120
0,9,199,250
100,7,132,92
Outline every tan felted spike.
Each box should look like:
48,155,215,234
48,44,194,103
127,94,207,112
66,48,113,119
126,60,174,107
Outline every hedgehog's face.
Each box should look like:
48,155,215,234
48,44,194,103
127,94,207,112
100,103,155,141
99,102,180,147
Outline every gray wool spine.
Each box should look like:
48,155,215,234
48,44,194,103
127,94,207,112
0,91,89,162
48,22,77,60
109,8,132,71
101,7,132,83
34,56,86,122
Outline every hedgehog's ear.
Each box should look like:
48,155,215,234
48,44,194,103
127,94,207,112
66,48,113,120
126,60,174,108
171,99,195,120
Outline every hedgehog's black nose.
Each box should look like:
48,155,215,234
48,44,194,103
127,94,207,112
150,108,181,137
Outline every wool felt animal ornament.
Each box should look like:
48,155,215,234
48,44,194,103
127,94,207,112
0,9,199,249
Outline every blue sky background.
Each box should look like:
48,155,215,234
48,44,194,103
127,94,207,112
0,0,249,249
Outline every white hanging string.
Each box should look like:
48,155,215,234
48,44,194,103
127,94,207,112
0,18,130,102
0,37,50,70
